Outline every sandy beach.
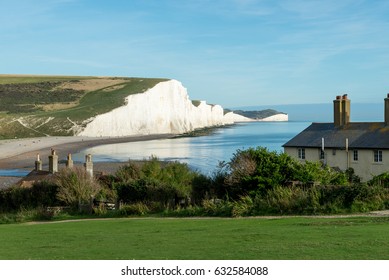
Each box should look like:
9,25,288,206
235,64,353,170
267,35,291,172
0,134,175,170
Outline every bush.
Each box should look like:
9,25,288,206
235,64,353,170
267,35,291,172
113,157,207,206
231,196,254,217
56,167,102,209
0,181,59,212
202,199,233,217
119,202,150,216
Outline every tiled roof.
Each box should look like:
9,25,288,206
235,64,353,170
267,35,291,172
283,122,389,149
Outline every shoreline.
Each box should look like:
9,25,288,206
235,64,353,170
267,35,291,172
0,134,175,170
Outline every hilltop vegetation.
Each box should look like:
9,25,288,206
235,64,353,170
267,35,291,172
0,75,167,139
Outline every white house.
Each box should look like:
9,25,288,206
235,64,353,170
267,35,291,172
283,94,389,181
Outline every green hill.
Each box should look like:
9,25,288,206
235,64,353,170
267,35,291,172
233,109,286,119
0,75,288,140
0,75,167,139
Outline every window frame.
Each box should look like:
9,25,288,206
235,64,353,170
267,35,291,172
374,150,383,163
298,148,306,160
353,150,358,162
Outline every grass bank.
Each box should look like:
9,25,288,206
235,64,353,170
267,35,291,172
1,216,388,259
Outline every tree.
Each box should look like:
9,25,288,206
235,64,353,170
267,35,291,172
56,167,101,210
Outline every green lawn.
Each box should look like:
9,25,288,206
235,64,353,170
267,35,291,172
1,217,388,260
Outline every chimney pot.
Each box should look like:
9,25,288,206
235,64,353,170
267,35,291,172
336,95,342,100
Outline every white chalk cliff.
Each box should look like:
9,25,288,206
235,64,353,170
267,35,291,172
77,80,286,137
257,113,288,122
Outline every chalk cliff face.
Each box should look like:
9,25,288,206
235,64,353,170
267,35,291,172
257,113,288,122
78,80,252,137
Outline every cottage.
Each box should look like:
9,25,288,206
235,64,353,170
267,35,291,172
283,94,389,181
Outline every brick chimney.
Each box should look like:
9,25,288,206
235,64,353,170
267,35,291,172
333,95,343,127
334,94,350,127
341,94,350,125
385,94,389,125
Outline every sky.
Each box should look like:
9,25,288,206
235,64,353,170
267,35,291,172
1,0,389,107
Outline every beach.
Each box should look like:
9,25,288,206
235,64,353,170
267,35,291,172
0,134,175,170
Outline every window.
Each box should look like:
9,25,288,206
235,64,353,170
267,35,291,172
374,150,383,163
353,150,358,161
298,148,305,159
332,149,336,155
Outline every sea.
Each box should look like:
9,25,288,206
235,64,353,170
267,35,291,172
71,102,384,175
1,102,383,177
72,121,310,176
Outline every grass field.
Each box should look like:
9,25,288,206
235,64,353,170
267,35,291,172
1,217,389,260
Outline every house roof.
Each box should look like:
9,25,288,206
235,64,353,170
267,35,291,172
283,122,389,149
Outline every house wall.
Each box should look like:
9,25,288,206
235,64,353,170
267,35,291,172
349,149,389,181
284,147,389,181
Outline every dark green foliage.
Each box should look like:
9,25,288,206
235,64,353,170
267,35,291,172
218,147,348,199
0,181,60,212
368,172,389,187
113,157,208,206
222,147,298,197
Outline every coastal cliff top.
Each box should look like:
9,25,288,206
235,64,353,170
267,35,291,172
0,75,168,139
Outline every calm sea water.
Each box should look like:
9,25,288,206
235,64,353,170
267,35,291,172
73,121,311,175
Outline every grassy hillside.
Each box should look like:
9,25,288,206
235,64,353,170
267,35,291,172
0,75,168,139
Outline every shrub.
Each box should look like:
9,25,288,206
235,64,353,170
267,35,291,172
56,167,102,209
114,157,204,206
119,202,150,216
0,181,59,212
231,196,254,217
223,147,303,197
368,172,389,187
202,199,233,217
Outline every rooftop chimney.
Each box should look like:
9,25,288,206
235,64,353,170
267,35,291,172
333,94,350,127
48,149,58,174
35,153,42,171
341,94,350,125
66,153,74,168
84,154,93,178
385,94,389,125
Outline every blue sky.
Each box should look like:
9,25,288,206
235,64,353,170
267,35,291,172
1,0,389,107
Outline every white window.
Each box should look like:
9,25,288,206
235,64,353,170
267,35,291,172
374,150,383,162
353,150,358,161
298,148,305,159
